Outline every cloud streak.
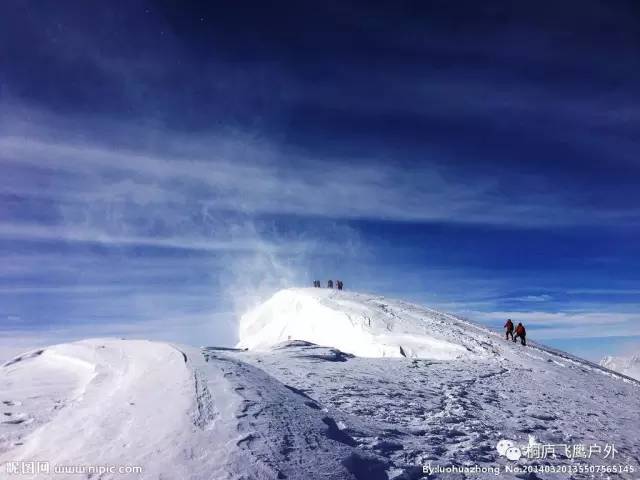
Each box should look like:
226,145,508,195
0,221,319,254
465,309,640,340
3,126,638,232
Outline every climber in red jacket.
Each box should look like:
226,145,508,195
514,322,527,346
504,319,514,341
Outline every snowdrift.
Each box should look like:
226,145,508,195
238,288,497,359
0,339,241,479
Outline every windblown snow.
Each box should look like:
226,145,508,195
237,288,472,359
1,288,639,479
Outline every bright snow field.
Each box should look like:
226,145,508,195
1,288,639,479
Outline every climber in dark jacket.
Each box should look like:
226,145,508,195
514,322,526,346
328,280,333,288
504,319,514,341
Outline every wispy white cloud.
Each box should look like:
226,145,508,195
0,222,318,254
509,294,553,302
469,309,638,325
464,309,640,339
534,325,640,340
566,288,640,296
2,127,634,229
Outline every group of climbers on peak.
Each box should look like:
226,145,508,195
313,280,343,290
309,283,527,345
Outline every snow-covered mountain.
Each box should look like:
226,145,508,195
237,288,481,359
600,353,640,381
1,288,639,479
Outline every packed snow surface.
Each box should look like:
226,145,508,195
1,289,639,479
600,353,640,380
0,339,241,479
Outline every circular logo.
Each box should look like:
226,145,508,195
506,446,522,461
496,439,515,456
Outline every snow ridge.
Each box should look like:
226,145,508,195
237,288,640,386
237,288,490,359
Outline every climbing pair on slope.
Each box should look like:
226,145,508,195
504,319,526,346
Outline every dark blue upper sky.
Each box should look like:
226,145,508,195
1,1,639,359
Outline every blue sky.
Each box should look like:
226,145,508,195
1,1,639,360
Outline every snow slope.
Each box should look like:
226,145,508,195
0,339,240,479
234,340,640,479
600,353,640,381
2,289,639,479
0,338,384,479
